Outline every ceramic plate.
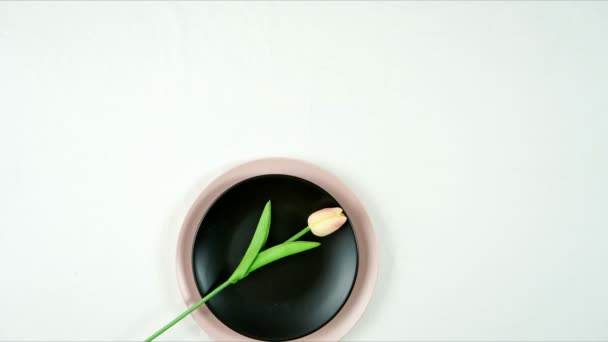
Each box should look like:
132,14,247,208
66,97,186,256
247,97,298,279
176,158,377,341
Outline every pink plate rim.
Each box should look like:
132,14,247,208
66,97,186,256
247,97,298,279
176,158,378,341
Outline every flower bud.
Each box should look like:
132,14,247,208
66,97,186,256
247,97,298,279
308,207,347,237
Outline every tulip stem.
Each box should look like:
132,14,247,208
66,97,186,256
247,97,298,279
286,226,311,242
145,280,231,342
145,226,312,341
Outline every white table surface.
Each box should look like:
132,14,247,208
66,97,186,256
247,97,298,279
1,2,607,341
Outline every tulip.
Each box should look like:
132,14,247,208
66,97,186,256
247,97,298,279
308,207,348,237
284,207,348,243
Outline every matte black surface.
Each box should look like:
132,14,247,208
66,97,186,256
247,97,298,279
192,175,358,341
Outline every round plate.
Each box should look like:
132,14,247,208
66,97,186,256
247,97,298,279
177,158,378,341
193,174,358,341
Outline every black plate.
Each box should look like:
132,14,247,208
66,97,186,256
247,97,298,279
192,174,359,341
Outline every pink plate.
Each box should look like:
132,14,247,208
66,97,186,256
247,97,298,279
176,158,378,341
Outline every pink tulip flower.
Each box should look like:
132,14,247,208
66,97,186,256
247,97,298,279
308,207,348,237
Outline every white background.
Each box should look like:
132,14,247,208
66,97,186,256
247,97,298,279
1,2,607,341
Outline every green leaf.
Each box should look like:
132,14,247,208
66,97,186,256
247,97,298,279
228,200,271,284
246,241,321,275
